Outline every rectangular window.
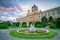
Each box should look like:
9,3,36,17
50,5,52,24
57,11,60,16
39,15,40,18
52,12,55,15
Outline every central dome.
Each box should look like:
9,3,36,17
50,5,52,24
32,4,38,8
31,4,38,13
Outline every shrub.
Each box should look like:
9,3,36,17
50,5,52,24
41,16,48,26
3,21,12,26
0,22,12,29
12,22,20,28
49,23,56,29
6,21,12,26
42,23,46,27
12,22,16,27
34,21,45,28
0,23,9,29
49,16,54,22
15,22,20,27
22,22,27,28
55,18,60,28
36,24,43,28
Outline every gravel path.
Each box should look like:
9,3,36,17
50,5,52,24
0,28,60,40
52,29,60,40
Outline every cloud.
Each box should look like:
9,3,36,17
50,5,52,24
6,7,17,11
0,4,29,13
0,6,22,13
0,5,29,22
0,6,7,13
20,5,29,9
0,8,26,21
0,16,16,22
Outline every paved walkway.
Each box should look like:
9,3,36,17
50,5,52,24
0,28,60,40
52,29,60,40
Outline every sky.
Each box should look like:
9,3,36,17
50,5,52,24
0,0,60,22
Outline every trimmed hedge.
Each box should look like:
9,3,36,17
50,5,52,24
0,23,9,29
22,22,27,28
34,21,45,28
49,23,56,29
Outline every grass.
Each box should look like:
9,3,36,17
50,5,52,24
10,30,57,39
55,28,60,30
50,28,60,30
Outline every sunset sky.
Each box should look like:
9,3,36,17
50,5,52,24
0,0,60,21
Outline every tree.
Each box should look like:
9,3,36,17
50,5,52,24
41,16,48,26
12,22,20,27
49,16,54,22
15,22,20,26
6,21,12,26
55,18,60,28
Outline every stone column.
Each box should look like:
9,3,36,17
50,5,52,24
27,22,29,26
20,22,22,27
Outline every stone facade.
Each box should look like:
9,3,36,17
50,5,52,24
16,5,60,26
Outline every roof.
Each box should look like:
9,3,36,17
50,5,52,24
32,4,38,8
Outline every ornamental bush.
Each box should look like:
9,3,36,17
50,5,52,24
2,21,12,26
12,22,20,28
22,22,27,28
49,23,56,29
34,21,45,28
15,22,20,26
0,23,9,29
6,21,12,26
12,22,16,26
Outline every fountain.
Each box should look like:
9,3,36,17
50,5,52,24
10,24,57,38
17,24,49,34
10,23,57,38
29,24,36,32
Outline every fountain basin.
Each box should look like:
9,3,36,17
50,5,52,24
17,28,49,35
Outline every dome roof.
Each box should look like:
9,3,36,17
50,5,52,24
32,4,38,8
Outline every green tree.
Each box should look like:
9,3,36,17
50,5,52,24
49,16,54,22
6,21,12,26
12,22,16,27
16,22,20,26
41,16,48,26
55,18,60,28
